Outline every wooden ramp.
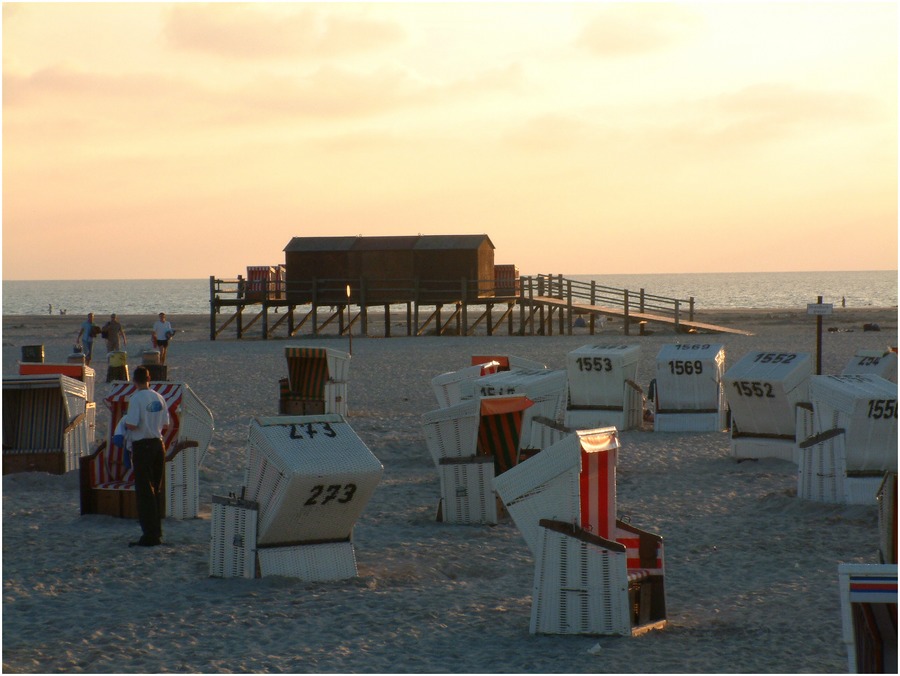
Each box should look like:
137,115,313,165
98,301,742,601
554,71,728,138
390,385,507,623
532,296,753,336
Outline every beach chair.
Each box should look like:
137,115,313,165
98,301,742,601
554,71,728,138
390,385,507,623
651,343,727,432
425,395,535,525
471,355,548,372
279,346,349,416
837,563,898,673
797,375,897,505
493,427,667,636
564,344,644,431
723,350,813,463
842,349,898,383
3,375,92,475
218,415,383,581
465,367,568,440
431,360,501,408
80,380,214,519
18,362,97,442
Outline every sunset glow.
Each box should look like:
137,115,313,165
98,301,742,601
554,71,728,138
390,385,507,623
2,2,897,280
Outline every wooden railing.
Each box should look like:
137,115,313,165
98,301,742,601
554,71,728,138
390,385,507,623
526,274,695,322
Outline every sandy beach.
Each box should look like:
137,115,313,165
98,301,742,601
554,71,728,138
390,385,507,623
2,306,897,673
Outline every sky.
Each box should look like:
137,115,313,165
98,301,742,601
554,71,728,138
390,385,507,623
2,1,897,281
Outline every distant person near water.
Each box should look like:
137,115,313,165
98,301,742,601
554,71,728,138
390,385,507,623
102,313,127,352
76,312,100,366
152,312,174,364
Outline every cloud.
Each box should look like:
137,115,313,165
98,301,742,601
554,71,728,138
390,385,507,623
163,3,405,59
577,4,703,57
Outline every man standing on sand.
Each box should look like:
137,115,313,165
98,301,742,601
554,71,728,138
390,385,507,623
76,312,98,366
152,312,174,364
103,313,127,353
125,366,169,548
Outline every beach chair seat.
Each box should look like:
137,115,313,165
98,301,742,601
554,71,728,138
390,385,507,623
3,375,92,475
494,427,667,636
232,415,383,581
280,347,350,416
80,380,214,520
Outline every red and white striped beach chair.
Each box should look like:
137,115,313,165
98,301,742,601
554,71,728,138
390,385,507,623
493,427,667,636
279,346,349,416
837,564,898,673
3,374,92,475
79,380,214,520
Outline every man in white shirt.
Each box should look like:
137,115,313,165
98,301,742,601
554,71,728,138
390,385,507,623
125,366,170,547
152,312,174,364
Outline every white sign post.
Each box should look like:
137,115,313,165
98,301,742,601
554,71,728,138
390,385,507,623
807,297,833,374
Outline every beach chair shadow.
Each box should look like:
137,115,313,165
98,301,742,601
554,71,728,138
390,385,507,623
493,426,667,636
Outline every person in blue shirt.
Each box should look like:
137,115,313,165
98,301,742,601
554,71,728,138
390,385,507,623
76,313,98,366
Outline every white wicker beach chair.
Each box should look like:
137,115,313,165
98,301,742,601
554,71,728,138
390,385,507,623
842,349,898,383
797,375,897,505
493,427,667,636
723,350,813,462
3,374,92,475
431,360,501,409
652,343,727,432
564,344,644,431
837,563,898,673
238,415,383,580
80,380,214,520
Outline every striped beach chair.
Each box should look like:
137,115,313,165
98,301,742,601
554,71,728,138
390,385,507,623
279,346,349,416
80,380,214,520
423,394,539,525
838,564,898,673
494,427,667,636
2,375,91,475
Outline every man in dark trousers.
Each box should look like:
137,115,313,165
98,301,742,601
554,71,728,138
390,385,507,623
124,366,170,547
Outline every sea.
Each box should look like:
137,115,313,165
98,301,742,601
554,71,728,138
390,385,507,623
1,271,897,317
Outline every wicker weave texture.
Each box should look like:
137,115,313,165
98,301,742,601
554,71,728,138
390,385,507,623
530,525,630,635
244,415,383,547
209,497,258,579
257,542,357,581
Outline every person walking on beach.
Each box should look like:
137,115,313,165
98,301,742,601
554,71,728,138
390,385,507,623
152,312,174,364
125,366,169,548
103,313,127,353
76,312,99,366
